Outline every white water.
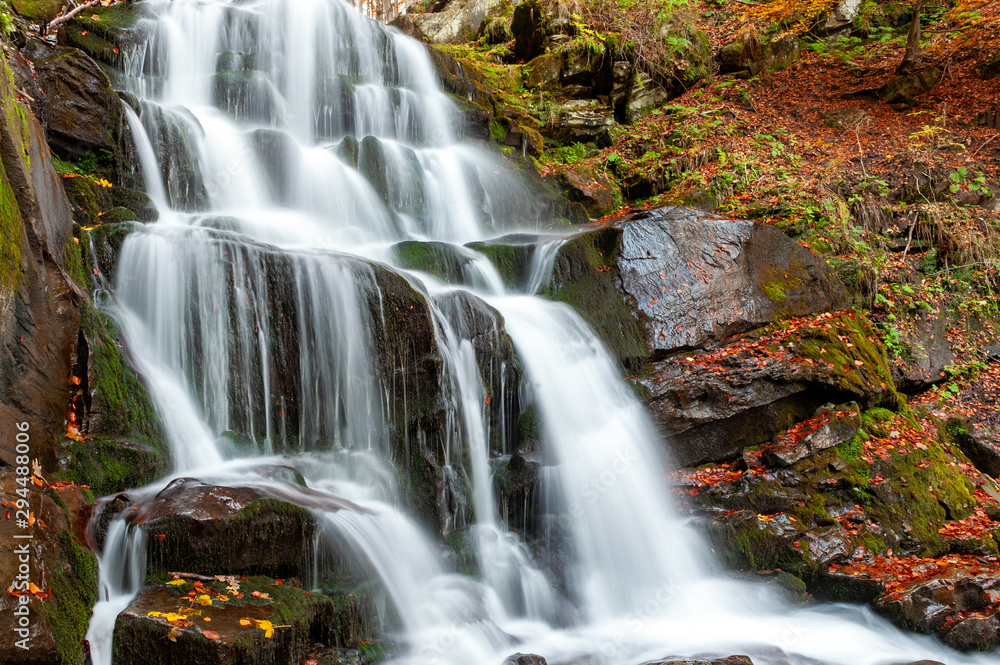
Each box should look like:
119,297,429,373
83,1,996,664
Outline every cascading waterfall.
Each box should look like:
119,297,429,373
84,1,998,664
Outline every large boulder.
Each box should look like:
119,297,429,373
536,206,849,371
113,575,379,665
641,310,902,465
718,32,801,77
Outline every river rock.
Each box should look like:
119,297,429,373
504,654,548,665
121,479,326,578
644,657,753,665
113,576,379,665
949,420,1000,479
874,571,1000,650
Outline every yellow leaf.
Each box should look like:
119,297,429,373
239,618,253,626
165,627,181,642
252,619,290,639
166,579,188,587
193,594,213,606
148,611,188,623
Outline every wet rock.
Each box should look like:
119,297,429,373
465,233,546,291
763,404,861,467
0,54,80,473
643,309,898,466
10,0,63,21
504,654,548,665
125,479,325,578
140,101,209,211
874,572,998,637
542,206,848,373
114,576,379,665
59,2,148,69
23,41,129,165
891,307,954,392
549,163,619,218
494,451,541,534
718,33,801,77
884,68,942,104
943,615,1000,651
212,71,282,124
391,0,501,45
247,128,296,204
0,468,99,665
393,240,475,284
644,656,753,665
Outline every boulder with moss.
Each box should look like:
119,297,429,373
533,206,849,372
113,575,381,665
391,0,502,45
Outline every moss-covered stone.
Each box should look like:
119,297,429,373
392,240,471,283
57,435,168,496
114,576,380,665
540,226,648,370
45,531,99,665
61,2,146,67
0,161,24,291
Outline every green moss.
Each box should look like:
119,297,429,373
490,118,506,141
762,280,788,303
56,434,169,495
0,164,23,291
391,240,468,283
9,0,63,21
81,300,163,439
466,240,534,291
46,531,99,665
540,227,648,370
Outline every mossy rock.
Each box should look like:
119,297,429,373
465,234,540,291
9,0,63,22
61,2,147,67
392,240,472,284
56,434,169,496
114,576,380,665
539,225,648,371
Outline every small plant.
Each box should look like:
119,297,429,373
948,167,989,196
0,1,15,36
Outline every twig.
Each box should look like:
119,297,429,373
971,132,1000,158
46,0,102,35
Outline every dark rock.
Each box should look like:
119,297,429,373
718,33,801,77
943,615,1000,651
891,307,954,392
524,53,562,89
549,163,619,218
465,233,546,291
644,656,753,665
543,206,849,372
504,654,548,665
494,451,541,534
247,129,296,204
884,68,942,104
212,71,282,124
949,419,1000,479
393,240,475,284
140,101,209,211
511,0,550,61
763,404,861,467
0,54,80,473
874,572,997,638
625,76,669,123
977,50,1000,80
113,577,378,665
59,2,148,69
123,478,333,578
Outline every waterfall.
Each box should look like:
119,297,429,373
84,1,997,664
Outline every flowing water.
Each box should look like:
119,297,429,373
83,1,996,663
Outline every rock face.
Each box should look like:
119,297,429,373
718,33,801,77
538,206,849,371
642,309,901,465
891,307,954,392
0,469,98,665
0,53,80,473
22,39,140,189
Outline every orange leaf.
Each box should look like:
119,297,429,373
202,630,220,640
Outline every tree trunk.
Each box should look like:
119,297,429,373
897,0,926,74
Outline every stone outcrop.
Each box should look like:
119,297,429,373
391,0,501,45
